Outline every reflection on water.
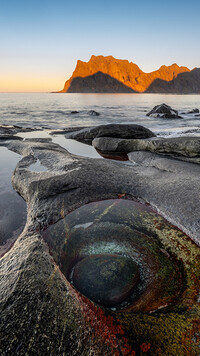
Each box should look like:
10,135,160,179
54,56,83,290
29,160,48,172
16,130,51,139
16,130,103,159
0,147,26,257
52,136,102,159
96,149,129,161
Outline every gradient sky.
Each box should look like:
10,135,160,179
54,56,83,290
0,0,200,92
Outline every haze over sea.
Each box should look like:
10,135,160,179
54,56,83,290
1,93,200,138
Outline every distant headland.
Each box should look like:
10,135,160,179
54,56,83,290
58,55,200,94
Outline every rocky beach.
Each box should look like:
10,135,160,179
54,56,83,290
0,102,200,355
2,0,200,350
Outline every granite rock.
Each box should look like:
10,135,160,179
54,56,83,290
67,124,155,144
146,103,182,118
93,136,200,164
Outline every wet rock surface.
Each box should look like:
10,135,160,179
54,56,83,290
0,125,34,142
42,198,187,313
0,126,199,356
93,136,200,163
87,110,100,116
0,125,34,136
67,123,155,144
70,110,80,114
147,103,182,118
183,108,199,114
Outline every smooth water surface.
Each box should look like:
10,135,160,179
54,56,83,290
0,93,200,137
52,136,102,158
0,147,27,256
29,160,49,172
15,130,102,159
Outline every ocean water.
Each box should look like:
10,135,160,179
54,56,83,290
0,93,200,137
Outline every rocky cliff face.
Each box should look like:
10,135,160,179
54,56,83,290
146,68,200,94
59,55,199,93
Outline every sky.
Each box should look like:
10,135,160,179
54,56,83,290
0,0,200,92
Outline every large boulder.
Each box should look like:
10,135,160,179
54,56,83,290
141,136,200,157
67,124,156,144
147,103,182,118
93,136,200,161
92,137,137,153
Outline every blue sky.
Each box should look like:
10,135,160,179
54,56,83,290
0,0,199,91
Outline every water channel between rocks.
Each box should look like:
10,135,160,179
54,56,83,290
16,130,102,159
0,147,27,257
15,130,136,165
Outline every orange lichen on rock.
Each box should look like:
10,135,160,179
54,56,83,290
66,279,137,355
140,342,151,352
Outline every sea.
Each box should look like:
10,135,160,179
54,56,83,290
0,93,200,137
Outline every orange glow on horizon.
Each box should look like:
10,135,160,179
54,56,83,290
0,74,65,93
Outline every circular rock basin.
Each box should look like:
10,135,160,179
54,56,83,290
43,199,187,312
42,198,200,355
72,254,139,307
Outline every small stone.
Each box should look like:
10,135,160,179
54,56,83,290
71,111,79,114
187,108,199,114
87,110,100,116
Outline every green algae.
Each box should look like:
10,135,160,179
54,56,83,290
42,198,200,355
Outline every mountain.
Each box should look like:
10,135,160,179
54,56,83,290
146,68,200,94
65,72,136,93
59,55,200,94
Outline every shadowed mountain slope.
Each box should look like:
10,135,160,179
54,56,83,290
59,55,196,93
146,68,200,94
66,71,136,93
